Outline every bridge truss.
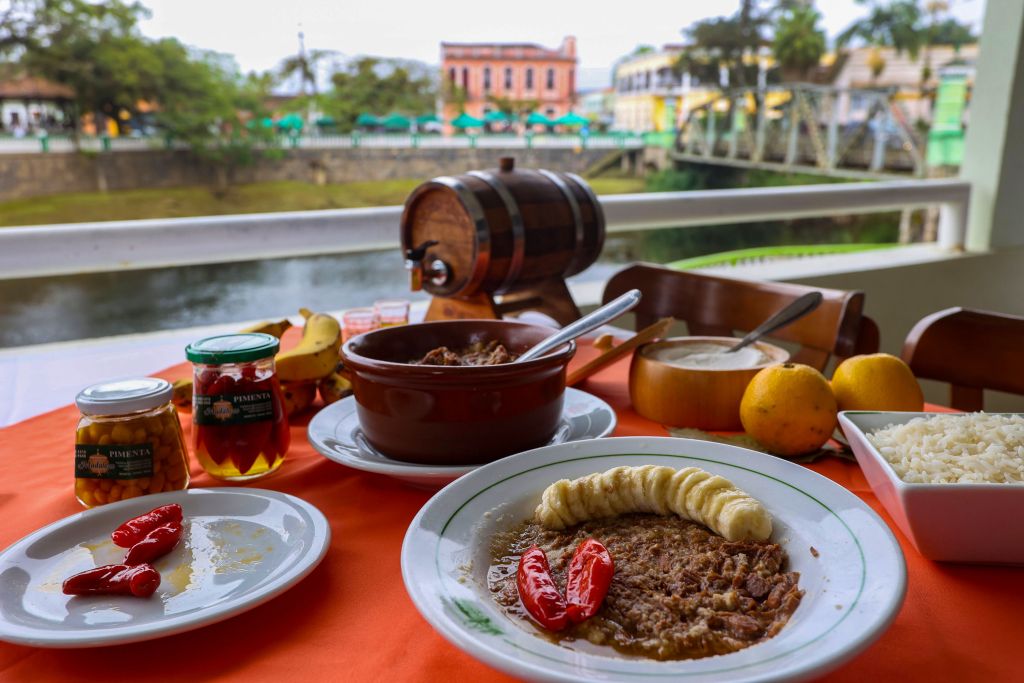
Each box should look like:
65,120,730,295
673,85,927,179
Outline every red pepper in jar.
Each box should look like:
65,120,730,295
516,545,569,632
123,522,183,565
231,417,272,474
187,333,289,480
111,504,183,548
271,380,291,458
62,563,161,598
565,538,614,624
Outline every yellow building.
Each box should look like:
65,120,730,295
613,46,738,133
611,46,778,133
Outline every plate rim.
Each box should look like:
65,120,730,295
307,387,618,477
401,435,907,683
0,487,331,648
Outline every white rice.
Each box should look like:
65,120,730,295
866,413,1024,484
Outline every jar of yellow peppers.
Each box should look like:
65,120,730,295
74,378,190,507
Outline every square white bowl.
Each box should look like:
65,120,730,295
838,411,1024,564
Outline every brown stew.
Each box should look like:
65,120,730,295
412,339,519,366
489,514,803,661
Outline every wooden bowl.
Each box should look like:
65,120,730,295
340,319,575,465
629,336,789,431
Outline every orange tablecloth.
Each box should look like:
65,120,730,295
1,336,1022,682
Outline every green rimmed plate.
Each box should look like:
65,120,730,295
401,436,905,682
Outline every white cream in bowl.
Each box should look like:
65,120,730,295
651,341,770,370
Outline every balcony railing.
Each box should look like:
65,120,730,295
0,178,971,281
0,132,645,154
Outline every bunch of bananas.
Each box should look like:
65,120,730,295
172,309,353,419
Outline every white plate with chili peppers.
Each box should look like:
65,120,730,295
401,436,906,683
0,488,330,648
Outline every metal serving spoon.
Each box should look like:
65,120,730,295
516,289,643,363
726,291,823,353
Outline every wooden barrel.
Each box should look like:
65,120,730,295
400,157,605,297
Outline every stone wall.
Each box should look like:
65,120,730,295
0,146,613,202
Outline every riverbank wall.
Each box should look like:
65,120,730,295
0,147,613,201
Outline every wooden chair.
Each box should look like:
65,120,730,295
901,307,1024,410
601,263,878,372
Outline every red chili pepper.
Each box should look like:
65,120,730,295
231,420,272,474
202,424,233,465
111,503,183,548
123,522,183,565
516,545,569,632
62,563,161,598
207,373,237,396
272,379,291,457
565,538,614,624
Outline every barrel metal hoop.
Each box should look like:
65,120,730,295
563,171,607,276
467,170,525,294
432,175,490,295
564,172,606,236
538,169,586,278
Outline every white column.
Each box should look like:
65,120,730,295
960,1,1024,250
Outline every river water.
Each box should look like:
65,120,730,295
1,215,887,348
0,248,624,348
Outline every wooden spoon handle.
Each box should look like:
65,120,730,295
567,317,674,387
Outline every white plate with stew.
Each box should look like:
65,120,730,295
0,488,330,647
401,436,906,683
307,387,617,489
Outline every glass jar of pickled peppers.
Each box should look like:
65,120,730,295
74,378,190,507
185,333,290,481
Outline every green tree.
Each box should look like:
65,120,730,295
147,40,277,193
926,17,974,47
837,0,926,84
772,3,826,81
485,94,539,119
675,0,771,89
325,57,436,131
277,40,335,98
13,0,154,136
6,0,276,191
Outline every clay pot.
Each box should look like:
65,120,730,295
341,319,575,464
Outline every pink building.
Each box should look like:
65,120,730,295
441,37,577,132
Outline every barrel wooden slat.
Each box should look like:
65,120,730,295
400,159,605,298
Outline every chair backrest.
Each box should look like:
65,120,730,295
901,307,1024,410
602,263,874,371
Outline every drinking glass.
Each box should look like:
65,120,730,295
342,308,379,342
374,299,410,327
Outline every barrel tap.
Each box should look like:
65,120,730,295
404,240,451,291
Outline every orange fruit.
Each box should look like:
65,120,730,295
831,353,924,412
740,363,837,457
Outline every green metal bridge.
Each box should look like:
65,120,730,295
666,84,962,180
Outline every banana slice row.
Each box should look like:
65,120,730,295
534,465,772,542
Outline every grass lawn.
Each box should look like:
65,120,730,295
0,177,648,227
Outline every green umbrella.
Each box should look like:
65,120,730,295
381,113,411,130
246,117,275,130
276,113,304,130
315,115,337,127
355,113,379,127
483,110,511,123
555,111,589,126
415,113,440,124
450,112,485,128
525,112,553,126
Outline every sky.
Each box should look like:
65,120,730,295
137,0,987,90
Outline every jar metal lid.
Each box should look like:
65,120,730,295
76,378,173,416
185,333,280,364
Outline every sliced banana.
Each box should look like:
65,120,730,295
533,465,772,542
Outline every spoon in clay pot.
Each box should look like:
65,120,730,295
515,289,643,363
725,291,823,354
